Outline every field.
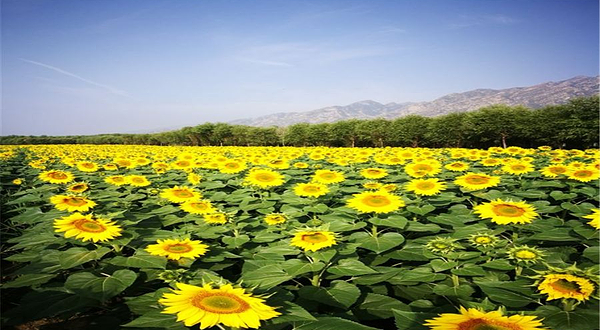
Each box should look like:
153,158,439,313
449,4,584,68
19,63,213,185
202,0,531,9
1,145,599,330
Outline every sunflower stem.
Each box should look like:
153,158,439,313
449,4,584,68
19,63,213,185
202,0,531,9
451,274,460,287
515,265,523,276
311,274,320,287
371,225,378,237
562,299,577,312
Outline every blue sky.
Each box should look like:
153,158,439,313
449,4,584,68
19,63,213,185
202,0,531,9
2,0,598,135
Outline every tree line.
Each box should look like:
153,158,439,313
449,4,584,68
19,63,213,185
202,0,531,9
1,96,598,149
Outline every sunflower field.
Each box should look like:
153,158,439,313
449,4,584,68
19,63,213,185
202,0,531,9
1,145,599,330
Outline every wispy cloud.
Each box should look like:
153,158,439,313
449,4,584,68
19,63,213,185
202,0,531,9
20,58,129,97
236,58,294,67
449,14,518,29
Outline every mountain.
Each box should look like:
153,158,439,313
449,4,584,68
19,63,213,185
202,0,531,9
229,75,599,127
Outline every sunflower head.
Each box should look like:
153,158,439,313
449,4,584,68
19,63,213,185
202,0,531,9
468,233,498,247
424,306,548,330
264,213,287,225
203,212,229,225
293,182,330,198
290,230,337,252
537,273,596,302
426,237,462,254
507,245,544,264
146,238,209,260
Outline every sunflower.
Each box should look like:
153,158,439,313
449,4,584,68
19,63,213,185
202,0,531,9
426,237,461,254
180,200,216,214
508,245,544,264
540,164,569,178
50,195,97,212
404,161,441,178
583,209,600,229
538,274,595,301
502,162,535,175
244,168,285,188
381,183,398,193
220,160,248,174
152,162,171,173
566,166,600,182
203,212,228,224
360,167,388,179
159,282,280,329
293,183,330,198
468,233,498,247
54,212,122,242
454,172,501,190
290,230,337,252
127,175,151,187
171,159,194,170
362,182,383,190
264,213,287,225
424,306,548,330
405,178,447,196
188,173,202,185
146,238,209,260
444,161,469,172
38,170,75,184
12,178,23,185
473,199,538,225
67,182,89,194
105,175,128,186
346,191,405,213
311,169,345,184
161,186,202,203
103,163,118,171
76,161,99,172
293,162,309,169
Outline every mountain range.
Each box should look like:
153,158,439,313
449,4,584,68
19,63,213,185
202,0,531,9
229,75,599,127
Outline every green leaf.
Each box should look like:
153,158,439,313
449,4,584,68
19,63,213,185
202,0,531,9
529,228,579,242
328,259,378,276
474,280,538,307
222,234,250,248
240,264,292,290
406,204,436,216
368,215,408,229
298,280,361,309
64,269,137,301
271,302,318,324
388,268,446,285
295,317,379,330
550,190,578,201
481,260,514,270
405,222,441,233
122,310,179,328
430,260,459,272
359,233,405,253
125,288,171,314
534,305,600,330
358,293,409,318
2,273,57,288
451,265,486,277
583,246,600,263
59,247,111,269
108,255,168,269
282,259,325,277
393,309,438,330
432,284,475,298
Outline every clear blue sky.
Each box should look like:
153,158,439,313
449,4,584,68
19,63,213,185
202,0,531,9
2,0,598,135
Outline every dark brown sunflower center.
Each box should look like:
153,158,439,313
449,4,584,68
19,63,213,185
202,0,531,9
49,172,68,179
458,318,519,330
415,182,435,190
192,293,250,314
550,279,582,293
574,170,592,178
65,198,88,206
81,163,95,168
255,173,276,182
176,161,190,167
73,219,106,233
492,204,525,217
549,167,567,174
511,165,526,171
172,189,194,198
362,195,391,207
301,232,328,243
165,244,193,253
465,175,489,184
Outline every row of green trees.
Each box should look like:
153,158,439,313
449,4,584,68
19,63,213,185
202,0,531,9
1,96,598,149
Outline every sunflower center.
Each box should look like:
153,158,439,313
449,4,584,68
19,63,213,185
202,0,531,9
191,293,250,314
301,232,329,243
465,175,489,184
458,318,520,330
112,177,125,183
550,279,582,293
131,177,145,183
514,250,537,259
73,219,106,233
414,164,432,171
492,204,525,217
225,163,239,168
319,173,336,180
49,172,68,179
165,244,193,253
475,237,492,244
549,167,566,174
574,170,592,178
367,170,382,175
81,163,95,168
190,203,209,210
173,189,194,198
511,165,526,171
255,173,276,182
65,197,87,206
415,182,435,190
176,161,191,167
303,185,321,193
362,195,391,207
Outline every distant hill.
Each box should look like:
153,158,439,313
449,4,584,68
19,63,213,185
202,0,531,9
230,75,599,126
